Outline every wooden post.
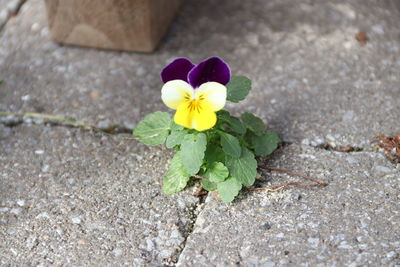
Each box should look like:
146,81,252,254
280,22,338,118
44,0,182,52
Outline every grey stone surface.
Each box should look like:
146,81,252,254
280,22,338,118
1,0,400,266
0,125,199,266
0,0,399,147
177,144,400,266
0,0,23,28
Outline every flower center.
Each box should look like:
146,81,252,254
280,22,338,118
187,100,202,112
183,92,206,113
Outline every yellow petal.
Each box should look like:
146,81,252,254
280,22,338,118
191,104,217,131
195,82,227,111
174,101,217,131
161,80,194,110
174,102,193,129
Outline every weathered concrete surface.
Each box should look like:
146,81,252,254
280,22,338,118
0,0,24,29
178,144,400,266
0,0,399,146
1,0,400,266
0,125,199,266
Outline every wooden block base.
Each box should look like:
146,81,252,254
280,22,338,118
44,0,182,52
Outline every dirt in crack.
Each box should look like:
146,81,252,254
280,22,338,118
316,143,364,152
371,133,400,164
0,112,133,137
164,194,208,266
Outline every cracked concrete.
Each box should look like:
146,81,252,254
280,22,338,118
0,0,24,30
177,144,399,266
1,0,399,266
0,124,200,266
1,0,399,147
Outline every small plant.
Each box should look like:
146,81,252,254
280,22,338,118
133,57,280,202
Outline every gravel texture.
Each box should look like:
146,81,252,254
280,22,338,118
0,0,399,266
177,144,400,266
0,125,199,266
0,0,399,146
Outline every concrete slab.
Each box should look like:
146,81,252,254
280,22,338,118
0,0,23,29
0,125,199,266
1,0,399,147
177,145,399,266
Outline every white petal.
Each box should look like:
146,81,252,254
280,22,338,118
195,82,227,111
161,80,194,110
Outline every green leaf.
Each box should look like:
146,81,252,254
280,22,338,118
225,147,257,186
252,132,280,156
226,116,246,134
226,76,252,103
203,162,229,183
166,130,186,149
170,121,184,131
204,144,225,166
180,133,207,175
240,112,265,136
216,109,230,118
133,111,172,146
201,180,217,191
162,153,191,195
218,111,247,135
220,133,242,158
0,80,4,84
217,177,242,202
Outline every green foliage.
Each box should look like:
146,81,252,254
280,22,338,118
162,152,191,195
203,162,229,183
217,110,246,135
133,111,171,145
165,130,186,149
170,121,184,131
252,132,280,156
226,76,252,103
240,112,265,136
204,144,225,166
217,177,242,202
225,147,258,186
180,133,207,175
226,116,246,134
220,132,241,158
201,179,217,191
134,75,280,202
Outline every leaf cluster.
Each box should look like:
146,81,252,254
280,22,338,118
133,76,280,202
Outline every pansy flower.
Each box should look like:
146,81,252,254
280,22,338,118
161,57,230,131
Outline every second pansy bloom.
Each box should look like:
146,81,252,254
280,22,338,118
161,57,231,131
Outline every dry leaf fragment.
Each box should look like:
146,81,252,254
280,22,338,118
355,31,368,46
371,133,400,163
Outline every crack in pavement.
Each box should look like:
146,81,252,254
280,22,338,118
1,114,396,265
0,114,133,135
315,143,365,153
168,195,208,266
0,114,381,154
0,0,26,32
1,114,376,153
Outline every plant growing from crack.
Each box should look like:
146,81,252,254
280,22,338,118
133,57,281,202
0,57,327,202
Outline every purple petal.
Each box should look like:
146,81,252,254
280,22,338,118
161,58,195,83
188,57,231,88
